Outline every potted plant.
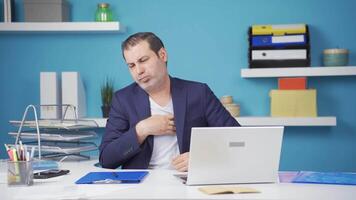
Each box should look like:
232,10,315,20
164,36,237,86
101,78,114,118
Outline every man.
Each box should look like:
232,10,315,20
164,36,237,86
99,32,240,171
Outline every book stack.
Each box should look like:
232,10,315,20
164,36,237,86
248,24,310,68
270,77,317,117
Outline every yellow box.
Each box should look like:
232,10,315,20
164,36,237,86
270,89,317,117
252,24,306,36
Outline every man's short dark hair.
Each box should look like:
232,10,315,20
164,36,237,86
121,32,165,57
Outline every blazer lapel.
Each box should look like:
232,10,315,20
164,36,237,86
171,77,187,153
133,85,150,121
133,85,153,153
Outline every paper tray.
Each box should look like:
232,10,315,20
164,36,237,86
8,131,97,141
9,119,98,130
8,143,97,154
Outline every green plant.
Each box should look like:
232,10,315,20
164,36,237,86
101,78,114,107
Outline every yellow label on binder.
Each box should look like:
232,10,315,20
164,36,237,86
270,89,317,117
252,24,306,35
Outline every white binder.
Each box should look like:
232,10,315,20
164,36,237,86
61,72,87,119
252,49,307,60
40,72,61,119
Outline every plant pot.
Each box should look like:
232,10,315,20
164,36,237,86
101,105,110,118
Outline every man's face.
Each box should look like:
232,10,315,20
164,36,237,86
123,41,168,93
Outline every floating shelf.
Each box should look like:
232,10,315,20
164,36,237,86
85,116,336,128
241,66,356,78
236,116,336,126
0,22,125,33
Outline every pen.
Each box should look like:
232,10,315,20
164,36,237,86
30,146,35,160
19,141,24,161
4,144,14,161
12,148,21,182
12,148,18,162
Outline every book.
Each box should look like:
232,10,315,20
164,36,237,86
199,186,260,195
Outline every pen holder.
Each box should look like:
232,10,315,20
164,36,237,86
7,161,33,186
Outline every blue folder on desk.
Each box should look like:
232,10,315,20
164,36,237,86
292,171,356,185
75,171,149,184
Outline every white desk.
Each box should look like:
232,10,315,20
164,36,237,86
1,160,355,200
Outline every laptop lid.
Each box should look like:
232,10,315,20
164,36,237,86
186,126,284,185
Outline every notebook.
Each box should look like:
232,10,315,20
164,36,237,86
75,171,148,184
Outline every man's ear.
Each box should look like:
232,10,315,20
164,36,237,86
158,47,168,62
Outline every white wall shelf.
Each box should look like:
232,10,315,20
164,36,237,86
236,116,336,126
241,66,356,78
0,22,125,33
85,116,336,128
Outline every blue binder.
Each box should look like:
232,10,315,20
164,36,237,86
292,171,356,185
251,35,306,47
75,171,149,184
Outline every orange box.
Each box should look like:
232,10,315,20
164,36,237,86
278,77,307,90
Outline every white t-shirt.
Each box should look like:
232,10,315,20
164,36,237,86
148,97,180,169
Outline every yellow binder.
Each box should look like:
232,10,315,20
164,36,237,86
270,89,317,117
252,24,307,35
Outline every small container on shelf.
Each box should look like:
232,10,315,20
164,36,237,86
323,48,349,66
95,3,113,22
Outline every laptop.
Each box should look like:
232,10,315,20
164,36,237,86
182,126,284,185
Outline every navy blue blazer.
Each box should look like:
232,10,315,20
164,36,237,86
99,77,240,169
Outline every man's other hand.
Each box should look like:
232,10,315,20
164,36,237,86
172,152,189,172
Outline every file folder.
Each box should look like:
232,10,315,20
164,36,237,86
249,59,310,68
251,49,307,60
251,35,307,47
75,171,149,184
40,72,62,119
292,171,356,185
252,24,306,35
61,72,87,119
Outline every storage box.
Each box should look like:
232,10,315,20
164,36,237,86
278,77,307,90
270,89,317,117
24,0,70,22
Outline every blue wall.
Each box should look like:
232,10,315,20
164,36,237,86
1,0,355,171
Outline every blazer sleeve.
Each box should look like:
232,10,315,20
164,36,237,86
203,84,241,127
99,93,141,169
